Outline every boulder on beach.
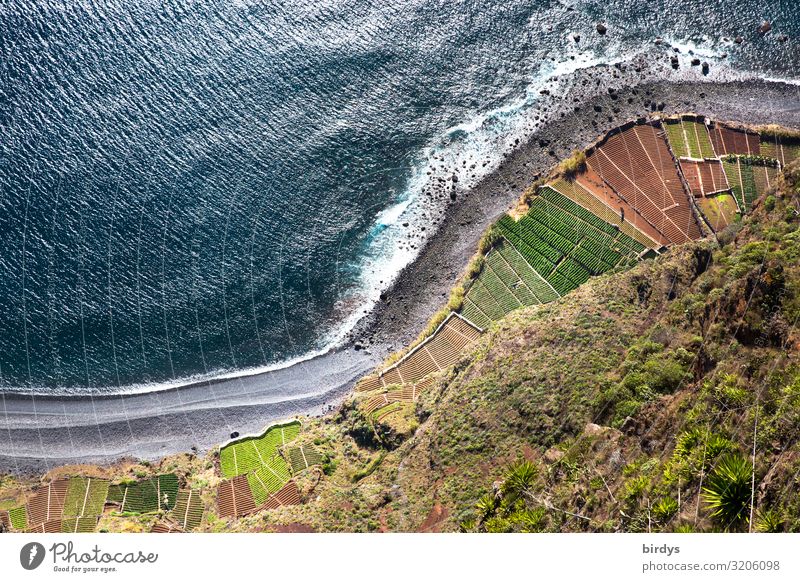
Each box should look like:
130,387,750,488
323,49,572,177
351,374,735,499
596,23,607,35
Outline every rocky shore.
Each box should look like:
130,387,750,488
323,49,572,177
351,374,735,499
351,75,800,359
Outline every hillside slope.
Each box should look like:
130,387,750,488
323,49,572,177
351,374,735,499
256,160,800,533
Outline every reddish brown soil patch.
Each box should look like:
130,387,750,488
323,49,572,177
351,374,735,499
418,502,449,532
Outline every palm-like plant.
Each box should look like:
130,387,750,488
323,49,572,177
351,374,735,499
755,508,784,533
502,459,539,503
475,493,499,522
652,497,679,522
701,453,752,530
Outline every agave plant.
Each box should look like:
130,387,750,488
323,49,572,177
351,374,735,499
475,493,499,522
652,497,679,522
514,507,547,533
755,508,784,533
701,453,752,530
501,459,539,503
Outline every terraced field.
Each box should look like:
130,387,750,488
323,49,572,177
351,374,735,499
760,134,800,167
62,477,109,518
697,194,739,232
217,421,301,512
8,506,27,530
462,185,647,326
110,474,179,514
220,421,300,479
664,118,715,159
288,445,324,474
246,457,292,505
61,517,99,533
172,490,204,531
721,157,776,212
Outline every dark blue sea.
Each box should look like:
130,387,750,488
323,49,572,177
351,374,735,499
1,0,799,394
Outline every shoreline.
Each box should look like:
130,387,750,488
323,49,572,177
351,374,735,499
3,74,800,473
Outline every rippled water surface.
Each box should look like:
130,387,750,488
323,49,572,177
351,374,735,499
1,0,799,393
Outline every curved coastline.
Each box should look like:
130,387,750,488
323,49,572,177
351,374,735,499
3,76,800,473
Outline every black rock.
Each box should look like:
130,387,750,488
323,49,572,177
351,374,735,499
691,58,701,66
701,62,710,75
778,34,789,42
670,56,679,70
734,36,744,44
573,33,581,43
596,23,607,35
654,37,663,45
758,20,772,35
451,173,458,183
230,432,239,439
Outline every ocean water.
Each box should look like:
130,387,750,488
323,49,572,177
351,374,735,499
1,0,799,395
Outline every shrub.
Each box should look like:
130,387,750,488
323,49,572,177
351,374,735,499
514,507,547,533
501,459,539,503
701,453,752,530
674,428,703,459
558,149,587,177
757,124,800,141
478,226,501,254
475,493,499,522
755,508,784,533
623,475,649,500
653,497,679,522
723,154,779,168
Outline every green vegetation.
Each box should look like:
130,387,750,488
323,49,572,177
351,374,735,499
247,458,292,504
701,454,752,530
723,154,779,168
722,158,774,212
472,184,644,319
665,119,715,159
8,506,27,530
461,459,546,532
351,452,386,483
697,194,739,231
219,421,300,478
172,490,204,531
114,474,179,513
62,517,98,533
557,149,587,177
63,477,109,518
288,445,324,473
